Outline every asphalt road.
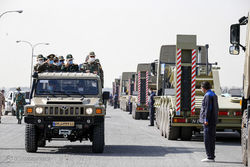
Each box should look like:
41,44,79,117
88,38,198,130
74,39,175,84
0,106,243,167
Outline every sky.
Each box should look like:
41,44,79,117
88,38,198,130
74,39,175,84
0,0,249,89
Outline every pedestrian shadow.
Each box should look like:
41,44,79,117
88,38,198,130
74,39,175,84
37,145,204,157
214,161,242,165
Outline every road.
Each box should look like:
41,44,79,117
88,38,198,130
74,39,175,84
0,106,243,167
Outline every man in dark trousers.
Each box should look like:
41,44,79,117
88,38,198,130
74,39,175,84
148,88,156,126
199,81,219,162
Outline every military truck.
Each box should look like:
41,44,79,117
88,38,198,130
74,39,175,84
24,72,109,153
131,61,158,120
119,72,136,112
154,35,241,141
112,78,120,109
229,13,250,166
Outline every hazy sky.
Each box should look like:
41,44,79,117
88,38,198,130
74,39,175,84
0,0,249,89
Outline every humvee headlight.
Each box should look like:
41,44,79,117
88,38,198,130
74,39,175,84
86,108,93,115
36,107,43,114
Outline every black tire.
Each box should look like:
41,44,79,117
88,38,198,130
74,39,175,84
134,112,140,120
37,139,46,147
141,112,149,120
92,120,105,153
180,127,193,141
242,109,248,166
4,110,8,115
166,115,180,140
25,124,38,152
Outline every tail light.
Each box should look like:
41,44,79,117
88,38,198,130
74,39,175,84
218,111,229,116
173,118,186,123
136,107,143,110
234,111,242,116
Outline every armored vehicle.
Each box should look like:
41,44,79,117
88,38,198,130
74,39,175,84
24,72,109,153
154,35,241,141
229,13,250,166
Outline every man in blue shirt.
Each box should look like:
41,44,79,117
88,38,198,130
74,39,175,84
148,88,156,126
199,81,219,162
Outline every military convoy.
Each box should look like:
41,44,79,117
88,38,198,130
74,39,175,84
24,72,109,153
229,12,250,166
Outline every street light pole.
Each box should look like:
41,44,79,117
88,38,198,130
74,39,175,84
16,40,49,89
0,10,23,18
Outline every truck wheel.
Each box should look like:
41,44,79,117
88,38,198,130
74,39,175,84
4,110,8,115
166,114,180,140
134,112,140,120
92,121,105,153
180,127,193,141
25,124,38,152
37,139,46,147
242,110,248,166
141,112,149,120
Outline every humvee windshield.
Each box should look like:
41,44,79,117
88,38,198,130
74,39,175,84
35,79,99,95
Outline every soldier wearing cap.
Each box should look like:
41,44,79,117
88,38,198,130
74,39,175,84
61,54,79,72
80,51,104,87
34,54,44,72
37,54,58,72
0,90,5,124
13,87,26,124
57,56,65,71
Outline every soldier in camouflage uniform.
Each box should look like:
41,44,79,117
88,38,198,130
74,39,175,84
57,56,65,71
13,87,26,124
61,54,79,72
80,52,104,87
37,54,58,72
0,90,5,124
34,54,44,72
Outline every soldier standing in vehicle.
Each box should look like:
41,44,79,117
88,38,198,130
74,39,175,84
57,56,65,70
34,54,44,72
13,87,26,124
37,54,58,72
61,54,79,72
80,52,104,87
0,90,5,123
199,81,219,162
148,88,156,126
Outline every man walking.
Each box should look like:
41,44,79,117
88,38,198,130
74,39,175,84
0,90,5,123
199,81,219,162
13,87,26,124
148,88,156,126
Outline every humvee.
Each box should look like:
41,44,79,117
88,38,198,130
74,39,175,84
24,72,109,153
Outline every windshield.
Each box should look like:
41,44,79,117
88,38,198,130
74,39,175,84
35,79,99,96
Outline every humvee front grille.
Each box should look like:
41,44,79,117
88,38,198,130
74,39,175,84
43,107,85,116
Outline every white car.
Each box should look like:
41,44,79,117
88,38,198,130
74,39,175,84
4,91,30,115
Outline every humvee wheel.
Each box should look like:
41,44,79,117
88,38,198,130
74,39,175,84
37,139,46,147
180,127,193,141
25,124,38,152
92,121,105,153
242,110,248,166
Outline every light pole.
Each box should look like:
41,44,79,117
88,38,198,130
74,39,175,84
16,40,49,89
0,10,23,18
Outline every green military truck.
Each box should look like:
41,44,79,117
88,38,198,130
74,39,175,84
24,72,109,153
131,61,158,120
154,35,241,140
229,13,250,166
119,72,136,112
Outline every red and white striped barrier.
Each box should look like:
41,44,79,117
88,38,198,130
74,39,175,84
146,71,149,106
176,49,182,116
138,71,141,104
191,49,196,115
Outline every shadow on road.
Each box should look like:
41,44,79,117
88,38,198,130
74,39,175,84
36,145,204,157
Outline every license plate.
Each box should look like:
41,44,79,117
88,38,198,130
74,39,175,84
53,121,75,127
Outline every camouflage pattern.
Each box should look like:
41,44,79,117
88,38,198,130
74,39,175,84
14,92,26,123
37,63,58,73
61,64,79,72
80,60,104,87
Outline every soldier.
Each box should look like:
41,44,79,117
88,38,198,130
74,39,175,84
13,87,26,124
80,52,104,87
34,54,44,72
37,54,58,72
57,56,65,71
148,88,156,126
0,90,5,124
61,54,79,72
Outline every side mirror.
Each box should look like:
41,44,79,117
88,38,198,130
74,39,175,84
229,45,240,55
230,24,240,45
102,91,110,100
